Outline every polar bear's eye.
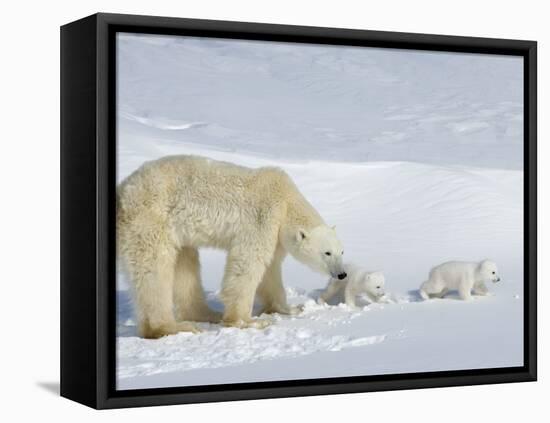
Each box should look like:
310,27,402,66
492,271,495,274
325,252,331,256
376,286,381,289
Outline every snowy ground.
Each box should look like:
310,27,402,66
115,33,524,390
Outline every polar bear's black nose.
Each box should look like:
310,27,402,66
338,272,347,280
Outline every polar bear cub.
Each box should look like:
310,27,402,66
318,263,386,308
419,259,500,301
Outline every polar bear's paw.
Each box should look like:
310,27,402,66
287,304,305,315
175,321,203,334
222,317,273,329
140,321,202,338
260,303,304,316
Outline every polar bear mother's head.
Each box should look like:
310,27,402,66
281,224,346,279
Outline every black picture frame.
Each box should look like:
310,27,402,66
60,12,537,409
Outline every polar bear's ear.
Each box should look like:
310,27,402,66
296,229,308,242
331,225,336,231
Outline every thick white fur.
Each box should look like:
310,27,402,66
318,263,386,308
419,260,500,301
117,155,345,338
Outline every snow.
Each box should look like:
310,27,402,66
117,297,387,382
115,33,524,390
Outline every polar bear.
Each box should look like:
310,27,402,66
117,155,346,338
318,263,386,308
419,260,500,301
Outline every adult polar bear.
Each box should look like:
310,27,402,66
117,155,346,338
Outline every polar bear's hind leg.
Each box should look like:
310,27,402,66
257,247,301,315
124,233,201,338
419,281,434,300
318,279,345,304
419,279,447,300
173,247,222,323
419,286,430,300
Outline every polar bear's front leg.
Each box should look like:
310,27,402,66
220,248,273,329
472,281,489,296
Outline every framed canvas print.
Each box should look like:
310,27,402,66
60,13,537,409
